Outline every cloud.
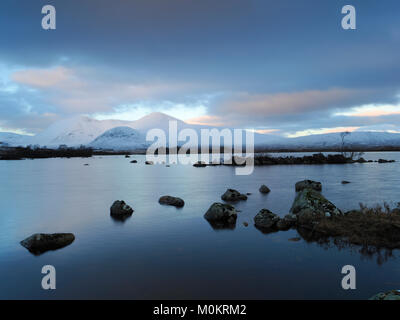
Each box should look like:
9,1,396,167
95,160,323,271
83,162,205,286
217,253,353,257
12,67,77,88
287,127,360,138
334,104,400,117
214,88,384,118
10,66,205,115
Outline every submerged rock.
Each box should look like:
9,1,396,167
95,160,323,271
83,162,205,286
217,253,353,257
20,233,75,255
341,180,351,184
110,200,134,221
254,209,280,230
369,290,400,300
290,188,342,225
221,189,248,202
295,180,322,192
159,195,185,208
145,161,154,165
259,185,271,194
204,203,237,229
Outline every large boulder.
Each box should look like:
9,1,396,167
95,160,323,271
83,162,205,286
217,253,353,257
204,203,237,229
159,195,185,208
295,180,322,192
221,189,248,202
20,233,75,255
369,290,400,300
259,185,271,194
276,214,297,230
254,209,280,230
290,188,342,225
110,200,134,221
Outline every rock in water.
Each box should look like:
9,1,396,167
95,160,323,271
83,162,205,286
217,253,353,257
341,180,351,184
369,290,400,300
159,196,185,208
145,161,154,165
254,209,280,230
290,188,342,225
130,160,137,163
259,185,271,194
277,214,297,230
20,233,75,255
204,203,237,229
193,161,207,167
110,200,134,221
221,189,248,202
295,180,322,192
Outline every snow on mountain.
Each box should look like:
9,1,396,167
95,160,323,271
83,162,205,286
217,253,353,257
286,131,400,148
30,115,132,147
89,126,148,150
4,111,400,150
0,132,32,147
130,112,190,132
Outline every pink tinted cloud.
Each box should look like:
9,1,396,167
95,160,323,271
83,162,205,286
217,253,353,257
11,66,199,113
12,67,78,88
216,88,371,116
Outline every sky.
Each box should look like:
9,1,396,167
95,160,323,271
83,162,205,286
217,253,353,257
0,0,399,137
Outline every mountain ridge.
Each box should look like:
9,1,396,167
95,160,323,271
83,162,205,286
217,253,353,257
1,112,400,150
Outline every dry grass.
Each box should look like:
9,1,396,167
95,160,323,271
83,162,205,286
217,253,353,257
299,202,400,250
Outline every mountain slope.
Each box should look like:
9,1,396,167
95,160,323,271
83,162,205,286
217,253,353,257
287,131,400,149
0,132,31,146
3,112,400,150
30,116,132,147
89,126,148,150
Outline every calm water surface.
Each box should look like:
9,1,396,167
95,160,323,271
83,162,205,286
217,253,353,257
1,152,400,299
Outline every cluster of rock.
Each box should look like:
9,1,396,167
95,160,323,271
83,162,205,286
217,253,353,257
20,194,188,254
202,180,344,234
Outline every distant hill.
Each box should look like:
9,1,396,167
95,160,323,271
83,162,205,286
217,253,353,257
0,132,31,147
1,112,400,151
89,126,148,150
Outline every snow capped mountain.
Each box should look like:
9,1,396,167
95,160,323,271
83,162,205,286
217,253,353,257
89,126,148,150
30,115,132,147
286,131,400,149
130,112,188,132
0,132,31,146
2,112,400,150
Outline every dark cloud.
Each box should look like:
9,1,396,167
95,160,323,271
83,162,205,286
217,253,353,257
0,0,399,134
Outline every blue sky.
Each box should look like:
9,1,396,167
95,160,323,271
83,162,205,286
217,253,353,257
0,0,399,136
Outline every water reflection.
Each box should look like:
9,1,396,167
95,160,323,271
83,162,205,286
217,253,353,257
205,219,237,230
